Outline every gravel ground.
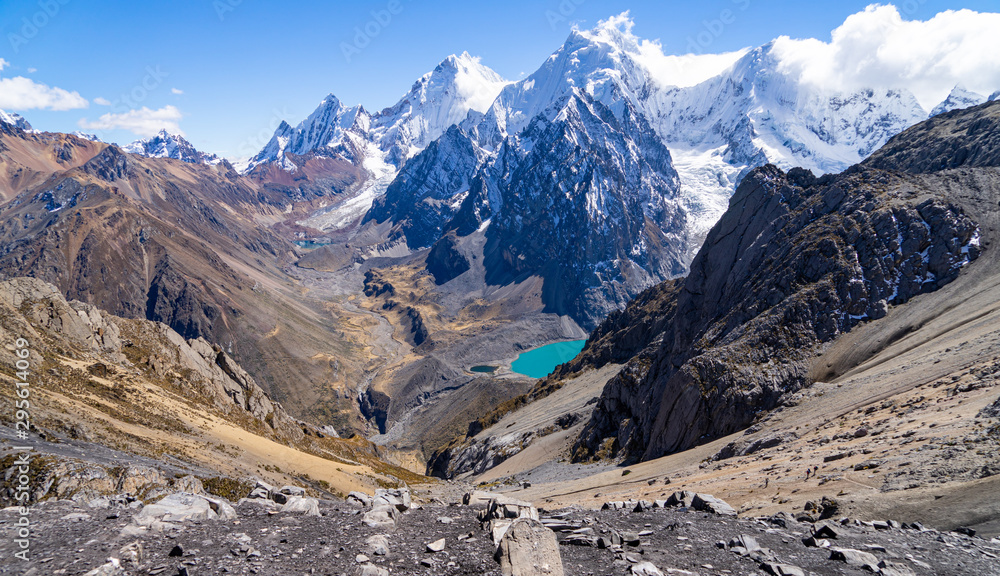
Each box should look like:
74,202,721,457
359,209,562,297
2,490,999,576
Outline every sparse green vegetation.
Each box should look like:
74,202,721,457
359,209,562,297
201,476,254,502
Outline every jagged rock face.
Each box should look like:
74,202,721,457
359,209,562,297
364,126,482,249
370,90,686,329
482,92,685,328
425,232,471,285
0,277,125,361
574,164,981,463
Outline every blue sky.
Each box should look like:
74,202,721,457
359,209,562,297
1,0,998,158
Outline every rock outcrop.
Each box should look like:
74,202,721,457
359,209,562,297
425,232,472,285
571,97,1000,467
495,518,565,576
0,277,303,441
574,162,981,463
572,101,1000,465
129,492,237,534
864,100,1000,174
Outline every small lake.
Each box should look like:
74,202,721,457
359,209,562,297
295,240,330,250
470,365,498,374
511,340,587,379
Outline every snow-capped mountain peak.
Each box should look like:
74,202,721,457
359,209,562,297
245,95,372,172
371,51,510,165
71,131,102,142
247,53,509,175
0,109,33,132
930,84,987,116
123,129,221,165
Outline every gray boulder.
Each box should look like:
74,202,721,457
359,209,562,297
692,493,737,516
830,548,880,571
348,491,373,507
130,493,235,533
363,504,399,528
630,562,663,576
495,518,564,576
374,487,411,511
366,534,390,556
82,559,125,576
280,496,320,516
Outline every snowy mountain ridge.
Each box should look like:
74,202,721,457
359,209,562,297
246,52,510,174
123,130,221,165
930,85,989,117
0,109,34,132
255,13,995,328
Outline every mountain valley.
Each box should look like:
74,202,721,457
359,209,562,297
1,9,1000,575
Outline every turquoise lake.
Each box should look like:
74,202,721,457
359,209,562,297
510,340,587,378
294,240,330,250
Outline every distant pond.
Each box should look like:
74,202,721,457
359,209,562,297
295,240,330,250
510,340,587,379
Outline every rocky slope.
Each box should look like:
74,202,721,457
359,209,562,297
434,100,1000,488
863,99,1000,173
0,120,105,201
0,277,302,440
0,277,420,499
573,103,996,463
0,125,388,430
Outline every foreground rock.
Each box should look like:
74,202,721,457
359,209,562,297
572,103,1000,465
126,493,236,534
1,490,998,575
495,518,564,576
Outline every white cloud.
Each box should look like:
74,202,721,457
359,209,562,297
771,5,1000,108
27,67,36,73
93,97,111,106
0,59,10,71
78,106,184,138
0,76,88,111
583,13,748,88
171,88,183,95
639,48,749,89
